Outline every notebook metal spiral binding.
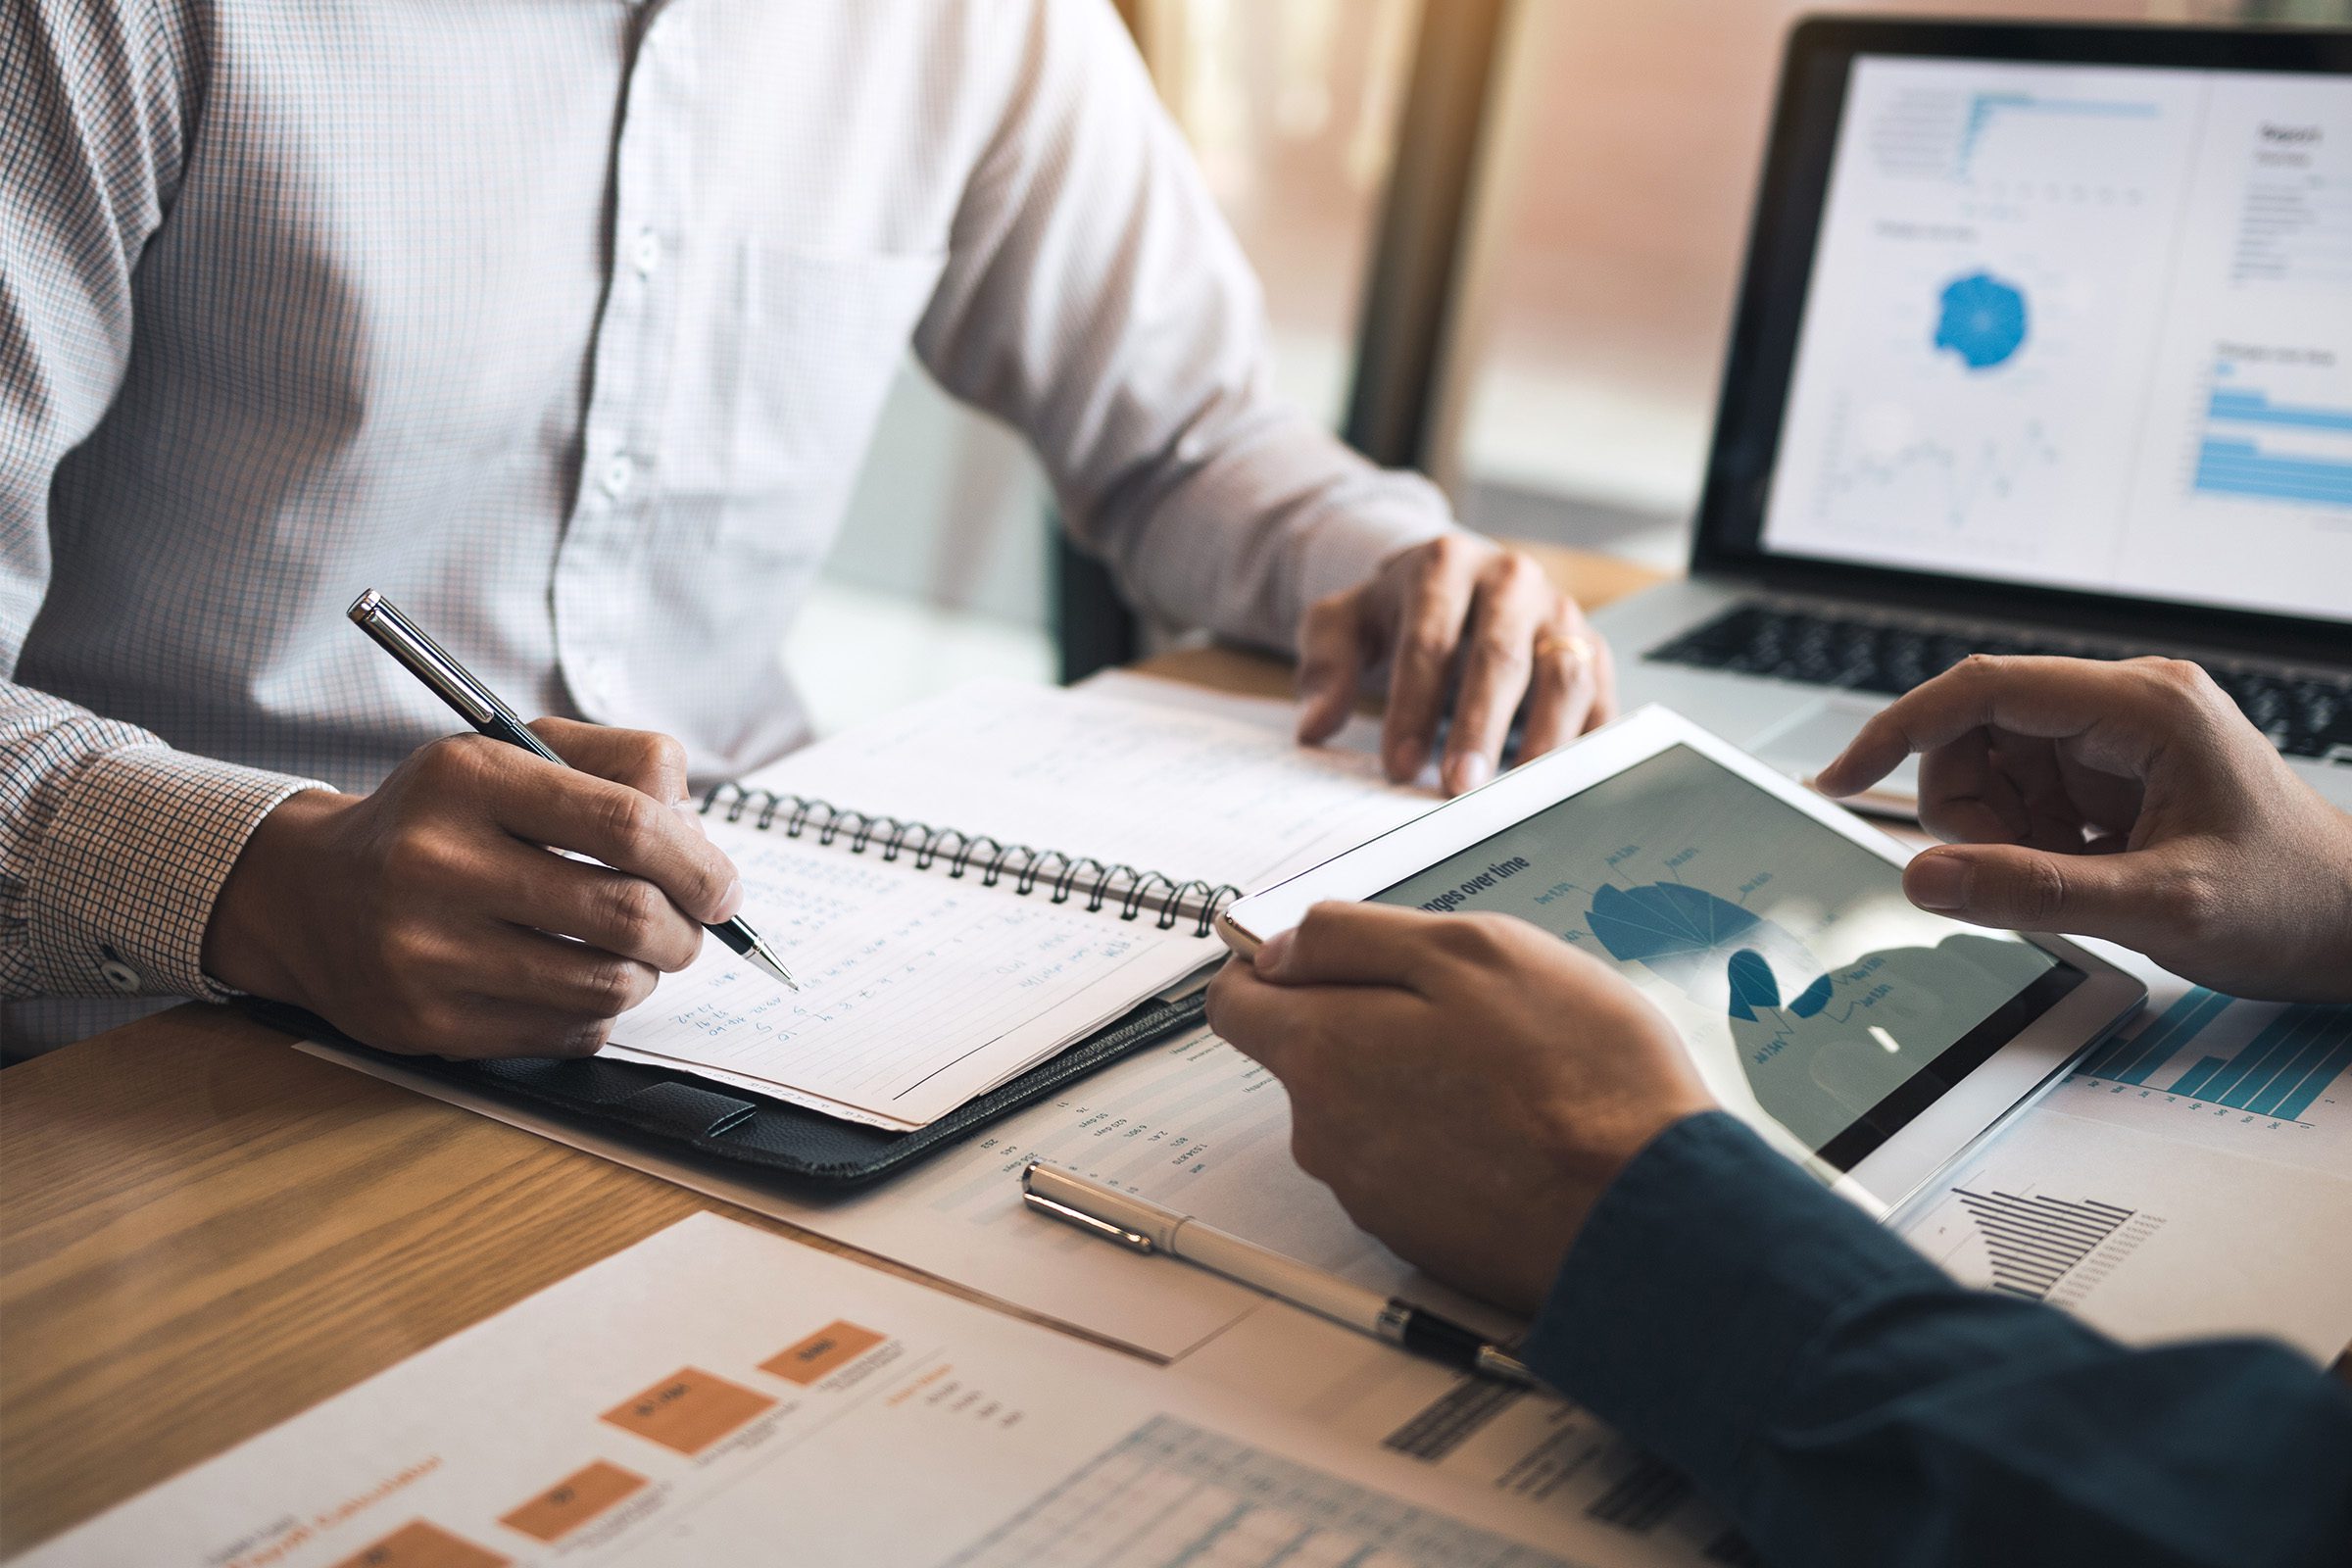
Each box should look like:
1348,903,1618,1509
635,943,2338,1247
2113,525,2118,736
699,783,1242,938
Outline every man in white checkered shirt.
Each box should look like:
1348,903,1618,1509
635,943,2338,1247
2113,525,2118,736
1,0,1615,1057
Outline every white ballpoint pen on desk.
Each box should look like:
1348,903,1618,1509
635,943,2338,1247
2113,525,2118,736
1020,1160,1540,1388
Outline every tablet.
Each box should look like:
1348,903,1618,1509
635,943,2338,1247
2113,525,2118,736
1217,707,2144,1214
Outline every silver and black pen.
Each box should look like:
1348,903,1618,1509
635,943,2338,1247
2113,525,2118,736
348,589,797,992
1021,1160,1538,1387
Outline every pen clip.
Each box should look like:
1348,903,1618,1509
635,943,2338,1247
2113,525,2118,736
347,588,507,728
1020,1191,1157,1254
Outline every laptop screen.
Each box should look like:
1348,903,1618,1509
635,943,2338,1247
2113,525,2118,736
1757,54,2352,627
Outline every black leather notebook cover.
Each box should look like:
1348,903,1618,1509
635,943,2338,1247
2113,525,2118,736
249,990,1208,1191
248,770,1241,1190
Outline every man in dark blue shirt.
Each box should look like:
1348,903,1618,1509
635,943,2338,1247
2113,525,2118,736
1208,655,2352,1567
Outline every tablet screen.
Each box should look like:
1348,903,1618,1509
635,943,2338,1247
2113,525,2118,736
1371,745,2082,1175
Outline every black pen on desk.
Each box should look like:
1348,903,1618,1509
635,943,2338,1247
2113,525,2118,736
347,589,798,992
1020,1160,1538,1388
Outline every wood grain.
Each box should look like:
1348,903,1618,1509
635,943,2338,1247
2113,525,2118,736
0,1010,1152,1552
0,546,1664,1553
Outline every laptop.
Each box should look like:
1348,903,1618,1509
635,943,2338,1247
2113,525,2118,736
1594,18,2352,816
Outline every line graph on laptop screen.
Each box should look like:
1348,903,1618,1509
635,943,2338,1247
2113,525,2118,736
1371,746,2061,1177
1762,55,2352,625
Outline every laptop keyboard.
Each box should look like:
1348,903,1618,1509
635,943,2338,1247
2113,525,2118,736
1645,602,2352,760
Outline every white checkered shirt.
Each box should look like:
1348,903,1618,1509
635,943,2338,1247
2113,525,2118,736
0,0,1456,1051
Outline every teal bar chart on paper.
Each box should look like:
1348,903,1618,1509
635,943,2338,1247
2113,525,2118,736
2074,987,2352,1124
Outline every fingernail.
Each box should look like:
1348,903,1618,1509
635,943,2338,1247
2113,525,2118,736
1256,929,1296,976
1386,741,1425,782
1294,695,1334,743
714,877,745,920
1908,853,1970,911
673,799,708,837
1448,754,1492,794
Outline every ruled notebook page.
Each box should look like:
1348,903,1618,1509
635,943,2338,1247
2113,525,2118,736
731,675,1439,891
607,826,1208,1129
608,678,1438,1129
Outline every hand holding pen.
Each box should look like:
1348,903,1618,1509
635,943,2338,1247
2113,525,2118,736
203,593,790,1061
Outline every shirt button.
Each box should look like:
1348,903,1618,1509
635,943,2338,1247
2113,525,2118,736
602,454,635,498
631,228,662,276
99,958,142,994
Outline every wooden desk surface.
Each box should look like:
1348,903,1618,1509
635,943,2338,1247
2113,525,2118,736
0,545,1664,1554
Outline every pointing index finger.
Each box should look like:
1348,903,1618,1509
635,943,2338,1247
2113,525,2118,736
1816,656,2165,799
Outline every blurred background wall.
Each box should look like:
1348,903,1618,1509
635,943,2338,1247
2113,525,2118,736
791,0,2349,731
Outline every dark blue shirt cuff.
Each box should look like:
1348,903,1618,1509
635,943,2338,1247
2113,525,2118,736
1521,1109,1948,1494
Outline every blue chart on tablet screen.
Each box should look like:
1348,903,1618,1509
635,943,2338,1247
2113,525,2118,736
1587,883,1835,1021
1374,747,2053,1157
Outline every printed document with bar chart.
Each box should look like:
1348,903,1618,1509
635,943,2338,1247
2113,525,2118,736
1897,953,2352,1360
22,1214,1691,1568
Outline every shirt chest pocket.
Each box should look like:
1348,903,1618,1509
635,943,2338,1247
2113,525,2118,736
677,244,948,533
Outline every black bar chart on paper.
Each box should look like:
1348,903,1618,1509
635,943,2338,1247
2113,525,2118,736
1949,1187,2137,1300
1908,985,2352,1357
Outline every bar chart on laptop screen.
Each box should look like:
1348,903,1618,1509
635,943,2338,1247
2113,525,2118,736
2194,357,2352,513
2126,70,2352,615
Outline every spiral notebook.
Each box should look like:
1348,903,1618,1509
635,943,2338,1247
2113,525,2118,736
601,674,1438,1131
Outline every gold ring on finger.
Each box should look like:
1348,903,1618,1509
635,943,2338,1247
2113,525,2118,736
1534,630,1593,667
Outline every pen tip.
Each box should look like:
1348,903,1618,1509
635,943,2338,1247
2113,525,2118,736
748,939,798,992
1477,1347,1541,1388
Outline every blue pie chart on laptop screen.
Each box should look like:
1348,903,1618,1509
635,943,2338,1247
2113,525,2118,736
1588,882,1835,1021
1933,270,2029,370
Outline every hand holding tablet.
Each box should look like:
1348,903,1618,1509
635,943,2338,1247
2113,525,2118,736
1215,706,2144,1214
1208,906,1713,1313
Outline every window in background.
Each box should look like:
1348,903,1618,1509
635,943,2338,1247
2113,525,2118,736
799,0,2345,725
796,0,1420,729
1442,0,2325,564
1133,0,1424,417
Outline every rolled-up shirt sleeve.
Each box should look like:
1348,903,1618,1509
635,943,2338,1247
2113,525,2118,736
911,0,1459,657
2,0,329,1003
1524,1110,2352,1568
